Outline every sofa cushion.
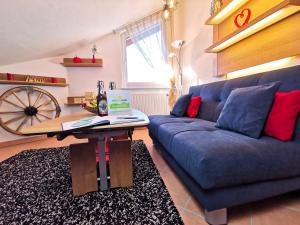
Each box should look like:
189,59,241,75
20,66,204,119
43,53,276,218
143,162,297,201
148,115,199,139
198,100,221,122
171,94,191,117
220,74,261,101
188,66,300,125
157,120,217,150
264,91,300,141
170,129,300,190
189,81,225,122
216,82,280,138
258,67,300,92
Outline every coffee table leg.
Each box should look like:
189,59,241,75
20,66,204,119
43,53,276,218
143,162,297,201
98,137,108,191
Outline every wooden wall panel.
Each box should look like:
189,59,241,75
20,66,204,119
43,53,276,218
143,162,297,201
213,25,219,43
217,12,300,75
218,0,283,39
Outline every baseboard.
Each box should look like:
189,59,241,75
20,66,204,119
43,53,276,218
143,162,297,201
0,135,47,149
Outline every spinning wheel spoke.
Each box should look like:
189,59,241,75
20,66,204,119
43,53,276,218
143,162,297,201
34,115,42,123
12,92,27,107
3,115,25,125
31,116,33,126
16,116,29,132
37,99,52,108
37,112,52,120
2,99,24,109
0,111,24,114
33,93,43,107
39,109,56,112
27,89,32,106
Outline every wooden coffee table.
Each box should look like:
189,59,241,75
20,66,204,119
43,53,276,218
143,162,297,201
21,109,149,196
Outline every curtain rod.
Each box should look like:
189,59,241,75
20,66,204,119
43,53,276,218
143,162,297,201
113,9,162,34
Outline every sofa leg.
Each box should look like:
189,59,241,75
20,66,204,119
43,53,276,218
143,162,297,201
204,208,227,225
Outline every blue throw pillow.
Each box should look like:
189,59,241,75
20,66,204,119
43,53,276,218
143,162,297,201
171,94,191,117
216,82,281,138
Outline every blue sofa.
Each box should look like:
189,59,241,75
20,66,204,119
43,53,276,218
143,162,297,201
148,66,300,225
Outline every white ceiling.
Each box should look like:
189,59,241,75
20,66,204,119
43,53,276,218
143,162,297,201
0,0,163,66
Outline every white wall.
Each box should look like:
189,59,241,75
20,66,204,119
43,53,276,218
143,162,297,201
65,33,123,97
63,33,125,114
173,0,223,93
0,57,69,142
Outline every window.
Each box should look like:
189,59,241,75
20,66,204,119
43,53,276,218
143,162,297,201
122,20,171,88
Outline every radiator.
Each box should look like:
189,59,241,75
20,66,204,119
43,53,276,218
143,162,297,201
131,93,170,116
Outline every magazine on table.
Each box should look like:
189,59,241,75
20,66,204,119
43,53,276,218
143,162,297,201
61,115,144,131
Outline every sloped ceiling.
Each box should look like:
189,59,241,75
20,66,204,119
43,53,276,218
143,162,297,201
0,0,163,66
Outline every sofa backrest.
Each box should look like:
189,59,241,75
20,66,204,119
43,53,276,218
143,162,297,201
189,65,300,142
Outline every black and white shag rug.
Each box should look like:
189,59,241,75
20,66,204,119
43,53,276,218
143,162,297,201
0,140,184,225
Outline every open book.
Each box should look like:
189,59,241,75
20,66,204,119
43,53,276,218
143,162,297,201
61,115,144,131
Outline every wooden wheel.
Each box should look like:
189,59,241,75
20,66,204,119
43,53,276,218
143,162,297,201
0,86,61,135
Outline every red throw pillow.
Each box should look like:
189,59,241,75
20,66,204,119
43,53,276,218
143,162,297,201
186,96,202,118
264,91,300,141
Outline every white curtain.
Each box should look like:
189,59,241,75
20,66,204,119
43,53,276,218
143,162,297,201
125,14,167,72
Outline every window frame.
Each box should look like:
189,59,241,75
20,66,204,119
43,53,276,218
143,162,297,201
121,20,170,89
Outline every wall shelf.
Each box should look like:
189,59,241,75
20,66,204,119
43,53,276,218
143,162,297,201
0,73,68,87
0,80,68,87
206,0,249,25
66,96,86,105
61,58,103,67
206,0,300,53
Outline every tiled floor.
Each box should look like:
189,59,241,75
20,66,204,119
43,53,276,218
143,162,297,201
1,128,300,225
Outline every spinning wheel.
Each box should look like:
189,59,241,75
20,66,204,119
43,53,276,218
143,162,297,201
0,86,61,135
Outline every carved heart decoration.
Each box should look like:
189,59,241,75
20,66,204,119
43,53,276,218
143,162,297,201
234,8,251,28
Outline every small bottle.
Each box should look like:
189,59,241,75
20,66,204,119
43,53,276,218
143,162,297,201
109,81,116,90
97,81,108,116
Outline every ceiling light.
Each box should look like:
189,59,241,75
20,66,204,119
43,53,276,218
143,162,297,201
206,0,249,25
226,56,297,79
207,2,300,53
